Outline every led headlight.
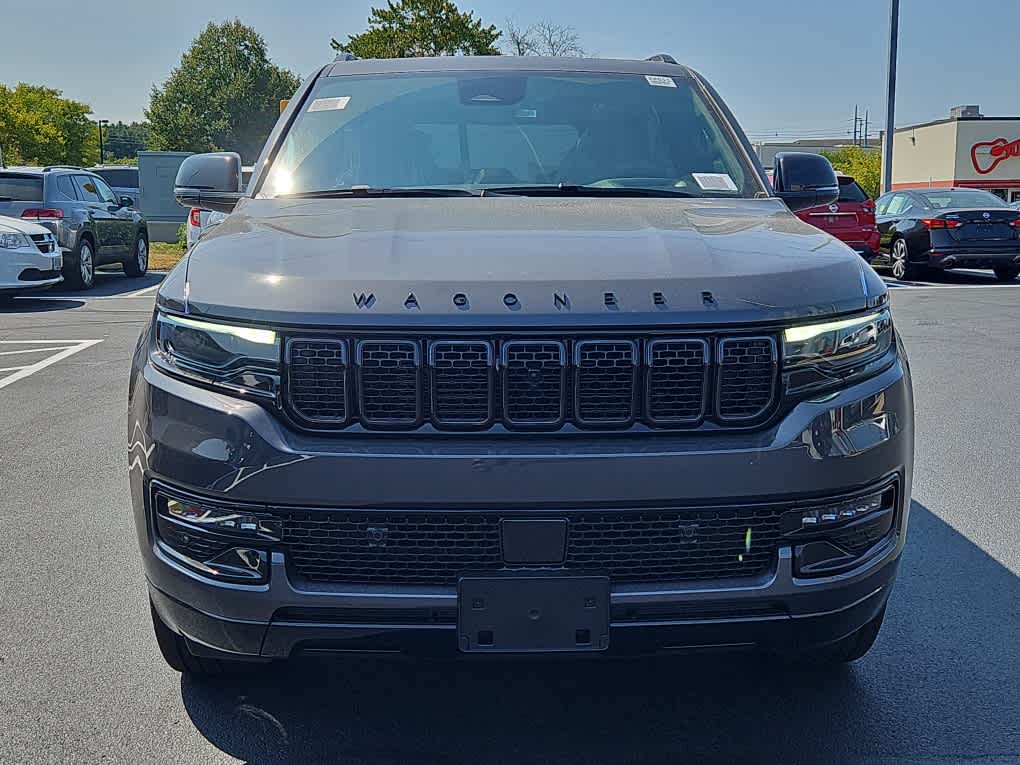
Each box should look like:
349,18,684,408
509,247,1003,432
783,309,894,393
152,311,280,397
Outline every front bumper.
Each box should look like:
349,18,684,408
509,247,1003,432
0,247,63,292
130,355,914,659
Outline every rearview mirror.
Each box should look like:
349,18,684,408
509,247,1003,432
174,152,243,213
772,152,839,212
119,196,134,208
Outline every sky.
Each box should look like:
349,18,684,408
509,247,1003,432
1,0,1017,141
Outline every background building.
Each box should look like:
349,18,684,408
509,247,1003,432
885,106,1020,203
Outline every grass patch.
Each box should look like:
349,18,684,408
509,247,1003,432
149,242,185,271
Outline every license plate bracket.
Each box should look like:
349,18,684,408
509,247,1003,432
458,575,610,653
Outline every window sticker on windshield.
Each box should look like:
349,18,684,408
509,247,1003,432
692,173,738,192
308,96,351,112
645,75,677,88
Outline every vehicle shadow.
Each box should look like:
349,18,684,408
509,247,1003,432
46,270,165,298
180,500,1019,765
2,271,164,313
0,296,85,312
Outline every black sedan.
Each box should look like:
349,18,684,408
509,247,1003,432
874,188,1020,281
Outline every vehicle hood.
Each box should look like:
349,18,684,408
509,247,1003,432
170,197,884,327
0,214,49,236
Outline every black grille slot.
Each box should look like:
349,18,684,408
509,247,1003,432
429,341,493,425
356,341,421,425
646,339,708,423
574,340,637,424
501,340,566,425
717,337,777,421
277,506,784,586
286,339,348,423
29,233,55,253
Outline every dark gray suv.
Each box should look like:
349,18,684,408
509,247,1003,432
129,55,914,674
0,166,149,289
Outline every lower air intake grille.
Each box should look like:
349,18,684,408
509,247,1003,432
717,337,777,421
357,341,420,425
277,507,785,586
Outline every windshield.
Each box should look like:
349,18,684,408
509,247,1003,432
919,189,1008,209
260,71,760,197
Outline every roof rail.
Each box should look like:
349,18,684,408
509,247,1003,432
42,165,83,172
646,54,678,64
333,52,359,62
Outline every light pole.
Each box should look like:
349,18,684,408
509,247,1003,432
97,119,109,164
882,0,900,194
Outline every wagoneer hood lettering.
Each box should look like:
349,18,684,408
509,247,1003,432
180,197,881,327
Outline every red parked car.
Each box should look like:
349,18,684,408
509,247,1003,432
795,174,880,259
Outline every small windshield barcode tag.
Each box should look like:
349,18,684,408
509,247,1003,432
308,96,351,112
645,75,677,88
692,173,738,192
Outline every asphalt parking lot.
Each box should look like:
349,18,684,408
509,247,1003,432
0,268,1017,764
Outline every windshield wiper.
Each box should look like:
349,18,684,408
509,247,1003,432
482,184,696,198
280,187,481,199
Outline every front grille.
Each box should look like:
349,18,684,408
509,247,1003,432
276,506,785,586
284,333,780,431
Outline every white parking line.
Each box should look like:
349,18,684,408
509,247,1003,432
125,283,162,298
0,346,72,356
0,339,103,390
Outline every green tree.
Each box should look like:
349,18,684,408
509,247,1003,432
103,121,151,162
147,20,300,162
0,84,98,166
332,0,501,58
821,146,882,200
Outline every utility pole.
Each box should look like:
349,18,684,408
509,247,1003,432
853,105,859,146
882,0,900,193
864,110,869,149
97,119,109,164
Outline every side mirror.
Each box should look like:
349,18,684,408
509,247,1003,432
119,196,134,208
772,152,839,212
174,152,243,213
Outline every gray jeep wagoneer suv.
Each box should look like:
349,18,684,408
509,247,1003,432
129,55,913,674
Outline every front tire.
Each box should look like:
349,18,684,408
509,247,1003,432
993,265,1020,281
890,238,924,281
123,234,149,277
64,237,96,290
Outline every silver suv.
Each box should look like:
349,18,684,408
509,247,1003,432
0,166,149,289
